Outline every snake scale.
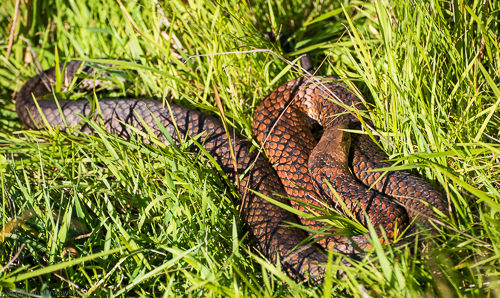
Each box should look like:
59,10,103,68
15,61,446,281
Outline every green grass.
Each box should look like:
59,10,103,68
0,0,499,296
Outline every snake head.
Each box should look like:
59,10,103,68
308,124,351,173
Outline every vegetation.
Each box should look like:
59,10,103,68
0,0,498,296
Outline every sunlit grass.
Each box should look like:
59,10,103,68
0,0,498,296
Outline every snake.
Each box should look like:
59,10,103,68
15,61,446,281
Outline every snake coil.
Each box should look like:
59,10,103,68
15,61,446,281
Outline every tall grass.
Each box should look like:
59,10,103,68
0,0,498,296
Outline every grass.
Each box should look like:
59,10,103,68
0,0,499,296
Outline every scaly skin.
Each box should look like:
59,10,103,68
252,77,447,251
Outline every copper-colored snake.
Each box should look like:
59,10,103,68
15,61,446,281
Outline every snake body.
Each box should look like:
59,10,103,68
15,61,446,281
253,78,446,250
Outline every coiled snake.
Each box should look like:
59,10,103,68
15,61,446,281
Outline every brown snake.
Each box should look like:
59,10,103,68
15,61,446,281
